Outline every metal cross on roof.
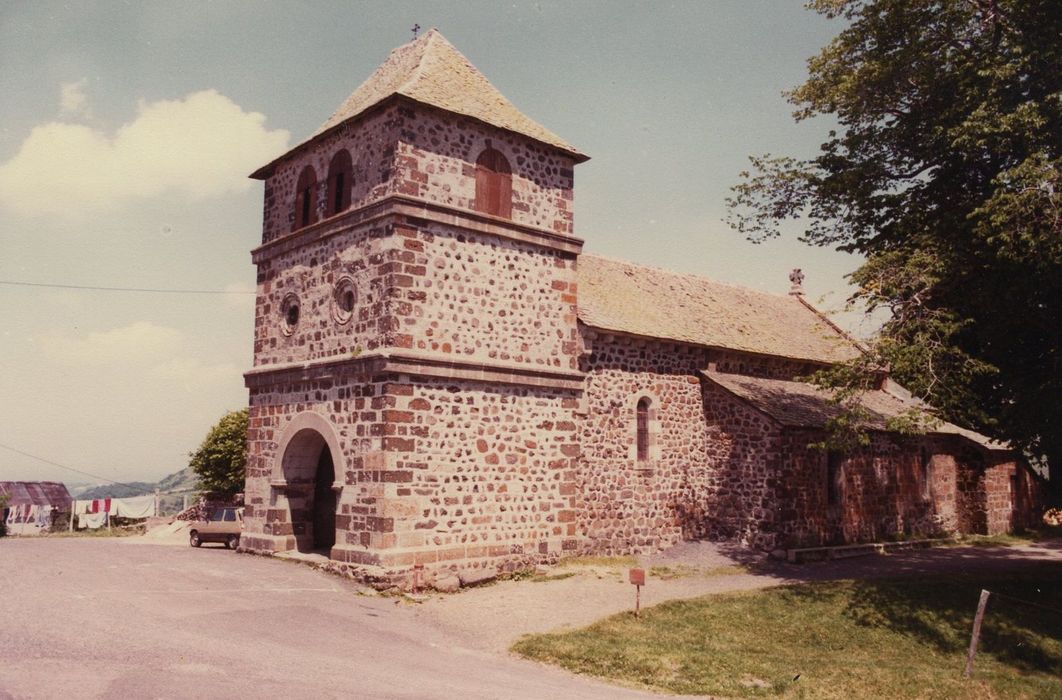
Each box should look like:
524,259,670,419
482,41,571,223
411,23,421,39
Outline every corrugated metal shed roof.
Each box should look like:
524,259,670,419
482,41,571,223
577,254,862,364
0,481,72,509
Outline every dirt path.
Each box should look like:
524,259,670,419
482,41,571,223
127,522,1062,655
412,538,1062,653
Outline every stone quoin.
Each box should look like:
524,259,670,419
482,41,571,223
239,29,1045,590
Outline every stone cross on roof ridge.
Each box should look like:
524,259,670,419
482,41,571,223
312,28,587,161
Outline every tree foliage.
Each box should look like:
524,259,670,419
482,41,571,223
727,0,1061,493
189,409,249,498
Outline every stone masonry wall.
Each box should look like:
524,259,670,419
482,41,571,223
391,103,576,235
253,217,579,372
575,329,1042,554
261,101,576,244
242,373,384,554
391,219,580,370
577,332,796,553
362,377,583,580
244,372,584,586
775,430,960,547
982,458,1043,535
752,431,1045,547
954,452,1044,536
262,106,402,244
252,221,395,367
695,382,786,549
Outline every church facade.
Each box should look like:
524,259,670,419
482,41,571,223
239,30,1043,588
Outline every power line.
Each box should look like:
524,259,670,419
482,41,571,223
0,441,153,495
0,280,254,295
991,590,1062,617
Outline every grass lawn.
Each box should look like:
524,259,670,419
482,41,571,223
512,563,1062,698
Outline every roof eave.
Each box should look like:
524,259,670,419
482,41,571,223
579,320,851,367
700,370,1011,454
249,93,589,181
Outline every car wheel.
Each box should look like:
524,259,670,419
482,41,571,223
226,534,239,550
189,530,201,547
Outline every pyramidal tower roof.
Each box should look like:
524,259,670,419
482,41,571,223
254,29,585,177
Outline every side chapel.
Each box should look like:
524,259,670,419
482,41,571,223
240,30,1043,587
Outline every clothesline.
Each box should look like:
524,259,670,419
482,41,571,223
2,495,160,533
73,495,157,529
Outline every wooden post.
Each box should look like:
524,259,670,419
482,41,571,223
629,568,645,618
69,499,75,532
154,489,160,517
964,589,991,679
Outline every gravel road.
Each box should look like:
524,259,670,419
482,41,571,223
0,538,676,699
4,535,1057,699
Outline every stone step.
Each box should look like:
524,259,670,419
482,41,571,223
786,537,956,563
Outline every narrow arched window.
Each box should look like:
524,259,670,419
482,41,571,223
636,397,650,462
920,447,933,501
326,150,353,217
293,165,318,231
293,165,318,230
474,148,512,218
827,451,843,505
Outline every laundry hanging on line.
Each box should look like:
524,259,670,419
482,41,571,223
78,511,108,530
4,504,53,528
112,495,155,518
74,498,111,515
73,495,156,520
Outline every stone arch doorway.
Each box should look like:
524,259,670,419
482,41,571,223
275,413,344,554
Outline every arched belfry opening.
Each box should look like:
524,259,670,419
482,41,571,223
276,415,343,554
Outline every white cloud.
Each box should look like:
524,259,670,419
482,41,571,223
9,320,246,482
0,89,289,219
39,321,184,365
59,79,91,118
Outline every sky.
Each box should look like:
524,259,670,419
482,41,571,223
0,1,868,486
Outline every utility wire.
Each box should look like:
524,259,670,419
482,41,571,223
990,590,1062,617
0,441,153,495
0,280,254,295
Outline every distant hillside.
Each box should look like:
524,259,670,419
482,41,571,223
76,481,156,499
157,467,197,493
73,467,198,500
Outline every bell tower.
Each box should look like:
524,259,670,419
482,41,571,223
240,30,591,584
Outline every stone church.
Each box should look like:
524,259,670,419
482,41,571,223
240,30,1042,586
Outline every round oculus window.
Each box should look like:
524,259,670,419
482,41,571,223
281,293,300,335
332,277,356,324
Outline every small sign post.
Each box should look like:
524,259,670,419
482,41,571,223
629,568,645,617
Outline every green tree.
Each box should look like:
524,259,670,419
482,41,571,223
727,0,1061,496
189,409,249,498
